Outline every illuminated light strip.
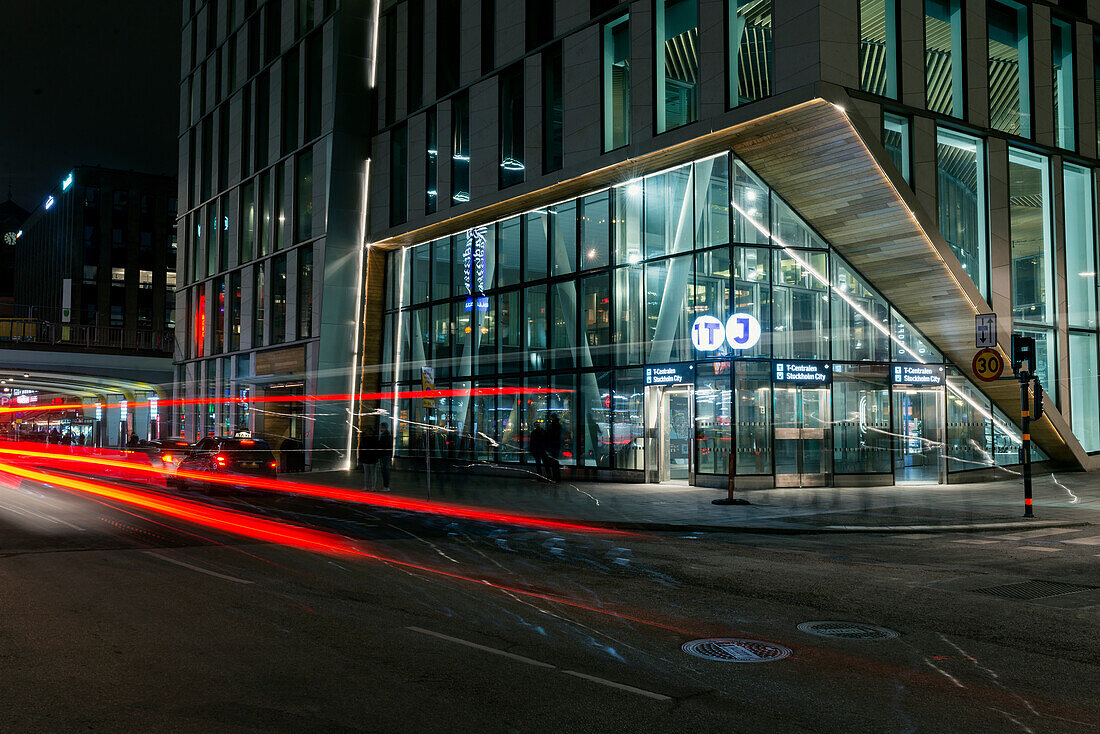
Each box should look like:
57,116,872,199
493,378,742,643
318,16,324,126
0,462,677,633
0,388,573,415
368,0,382,88
347,157,372,468
728,197,926,364
0,443,632,536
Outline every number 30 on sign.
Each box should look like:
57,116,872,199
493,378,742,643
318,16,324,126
972,348,1004,382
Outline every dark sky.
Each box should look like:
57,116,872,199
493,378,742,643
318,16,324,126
0,0,182,213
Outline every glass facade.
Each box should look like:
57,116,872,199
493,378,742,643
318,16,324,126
657,0,698,132
603,15,630,151
987,0,1030,138
859,0,897,98
936,128,987,295
925,0,963,117
729,0,773,107
382,152,1038,485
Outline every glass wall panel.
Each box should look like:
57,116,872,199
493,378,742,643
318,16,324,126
613,182,644,264
992,404,1024,466
426,107,438,214
412,244,431,304
936,128,987,295
729,0,772,106
550,201,578,276
883,113,911,183
1052,19,1075,150
580,191,611,270
612,369,646,470
581,274,612,367
498,63,525,188
476,297,497,376
499,377,524,463
832,364,891,473
695,361,732,475
946,367,994,472
551,373,577,467
657,0,698,132
695,247,732,357
451,91,470,203
581,371,613,467
499,289,523,374
831,256,890,362
987,0,1030,137
772,196,827,249
298,246,313,339
1063,164,1095,329
771,249,828,360
695,155,729,249
525,285,548,372
860,0,897,97
734,360,771,474
614,265,645,365
498,217,522,288
432,238,451,301
1009,149,1055,389
646,254,693,363
432,303,452,379
603,15,631,151
542,43,564,173
645,164,694,259
891,309,942,362
925,0,963,117
253,263,265,348
731,159,769,244
525,211,549,280
732,246,770,358
1069,331,1100,451
552,283,579,370
1015,326,1056,392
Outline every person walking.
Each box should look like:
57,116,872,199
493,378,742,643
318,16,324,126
529,422,548,479
546,415,563,482
376,423,393,491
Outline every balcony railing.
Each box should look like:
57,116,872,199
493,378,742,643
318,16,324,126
0,319,172,354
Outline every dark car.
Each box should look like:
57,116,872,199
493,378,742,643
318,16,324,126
171,436,278,494
143,438,192,473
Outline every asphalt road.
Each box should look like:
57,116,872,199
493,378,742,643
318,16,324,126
0,476,1097,733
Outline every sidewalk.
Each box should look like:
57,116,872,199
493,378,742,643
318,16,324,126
285,465,1100,533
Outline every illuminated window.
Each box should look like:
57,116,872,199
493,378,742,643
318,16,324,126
603,15,630,151
925,0,963,117
657,0,698,132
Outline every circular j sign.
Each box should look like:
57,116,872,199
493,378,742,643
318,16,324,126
726,313,762,350
691,315,725,351
972,348,1004,382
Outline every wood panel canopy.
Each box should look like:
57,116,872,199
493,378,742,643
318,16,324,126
729,100,1082,467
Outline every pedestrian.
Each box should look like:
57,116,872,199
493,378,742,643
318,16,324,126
529,422,548,479
376,423,392,492
360,430,379,489
127,432,140,448
546,415,563,482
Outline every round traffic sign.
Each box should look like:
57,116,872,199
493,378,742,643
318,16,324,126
972,348,1004,382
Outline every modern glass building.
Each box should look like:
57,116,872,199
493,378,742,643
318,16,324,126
177,0,1100,484
380,151,1041,486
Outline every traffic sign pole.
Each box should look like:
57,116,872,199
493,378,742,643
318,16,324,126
1021,378,1033,518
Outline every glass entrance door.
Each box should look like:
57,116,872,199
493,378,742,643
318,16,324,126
774,386,831,487
660,387,693,482
893,388,944,484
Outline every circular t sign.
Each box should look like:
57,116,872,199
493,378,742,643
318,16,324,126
972,348,1004,382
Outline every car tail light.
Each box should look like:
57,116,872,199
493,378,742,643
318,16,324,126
215,454,227,467
162,454,173,463
269,461,277,469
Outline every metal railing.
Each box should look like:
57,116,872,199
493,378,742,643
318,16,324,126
0,318,172,353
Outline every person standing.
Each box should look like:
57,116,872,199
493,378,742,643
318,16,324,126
360,430,379,489
376,423,393,491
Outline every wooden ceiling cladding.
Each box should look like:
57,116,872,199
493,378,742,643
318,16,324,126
729,100,1083,467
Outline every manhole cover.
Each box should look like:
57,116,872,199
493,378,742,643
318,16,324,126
796,621,899,640
973,579,1095,601
682,638,791,663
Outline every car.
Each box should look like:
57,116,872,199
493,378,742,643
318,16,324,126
171,436,278,495
143,438,192,473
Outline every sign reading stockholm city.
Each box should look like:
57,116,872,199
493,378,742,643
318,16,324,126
691,314,762,352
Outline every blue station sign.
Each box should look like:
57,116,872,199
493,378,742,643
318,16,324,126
892,364,945,386
773,361,832,384
645,363,695,386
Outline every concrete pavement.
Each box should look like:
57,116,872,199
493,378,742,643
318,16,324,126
286,464,1100,533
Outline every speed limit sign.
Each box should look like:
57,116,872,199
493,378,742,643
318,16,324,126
972,348,1004,381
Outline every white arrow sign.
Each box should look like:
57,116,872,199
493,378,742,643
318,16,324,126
975,313,996,349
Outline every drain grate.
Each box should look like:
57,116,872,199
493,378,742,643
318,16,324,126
974,579,1095,601
796,621,899,640
682,638,791,663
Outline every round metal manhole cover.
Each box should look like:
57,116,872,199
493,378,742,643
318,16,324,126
681,638,792,663
796,621,899,640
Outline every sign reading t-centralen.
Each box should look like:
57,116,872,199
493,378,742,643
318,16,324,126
773,361,831,384
645,363,694,385
892,364,945,386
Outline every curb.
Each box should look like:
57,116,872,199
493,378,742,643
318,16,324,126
492,518,1094,535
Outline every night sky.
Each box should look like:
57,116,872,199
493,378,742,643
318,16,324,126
0,0,182,213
